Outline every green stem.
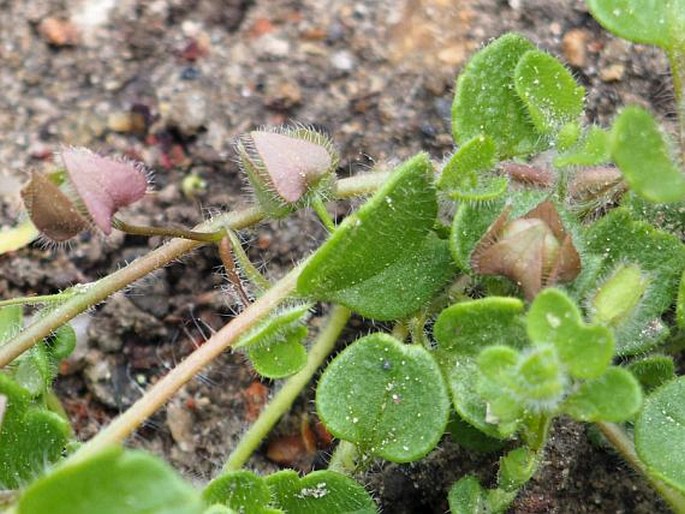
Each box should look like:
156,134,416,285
667,48,685,162
310,196,336,232
224,229,271,292
327,440,359,475
112,218,225,243
0,292,76,308
69,263,304,465
596,421,685,513
223,305,351,472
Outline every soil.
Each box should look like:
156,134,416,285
0,0,676,512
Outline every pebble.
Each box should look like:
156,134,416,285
600,63,625,82
562,28,589,68
330,50,356,72
166,89,209,135
38,17,79,46
264,79,302,110
257,34,291,58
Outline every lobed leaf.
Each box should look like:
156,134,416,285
553,126,611,168
298,153,453,320
316,333,449,462
563,367,642,422
514,50,585,136
586,0,685,50
610,106,685,203
627,355,675,393
247,325,308,379
635,377,685,493
204,470,281,514
265,470,377,514
452,33,541,158
18,447,203,514
447,475,487,514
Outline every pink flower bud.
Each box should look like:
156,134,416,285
60,148,148,234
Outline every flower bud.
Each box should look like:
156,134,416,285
237,126,338,216
21,148,149,242
471,200,581,300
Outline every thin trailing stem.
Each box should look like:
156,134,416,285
596,421,685,513
218,236,252,306
69,263,304,465
0,292,76,308
0,170,391,369
112,217,225,243
223,304,352,472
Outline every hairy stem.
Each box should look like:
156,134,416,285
0,206,264,369
0,292,76,308
112,217,225,243
70,263,303,465
223,305,351,472
0,170,391,369
310,196,336,232
224,229,271,292
596,421,685,512
327,440,359,475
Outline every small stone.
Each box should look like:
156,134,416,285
330,50,356,72
167,399,196,452
258,34,291,58
562,28,589,68
107,111,134,133
600,63,625,82
264,80,302,110
38,17,79,46
166,90,209,135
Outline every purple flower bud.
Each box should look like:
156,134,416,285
60,148,148,234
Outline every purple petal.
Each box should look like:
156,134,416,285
62,148,147,234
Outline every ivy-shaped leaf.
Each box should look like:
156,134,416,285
514,49,585,136
438,135,507,202
527,288,614,380
553,126,611,168
298,153,454,320
434,297,527,438
247,326,308,379
316,333,449,462
610,106,685,203
627,355,675,393
586,0,685,51
265,470,377,514
563,367,642,422
584,208,685,354
452,33,542,158
447,476,487,514
204,470,282,514
18,446,203,514
0,374,70,489
635,377,685,494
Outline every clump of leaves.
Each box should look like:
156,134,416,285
1,1,685,513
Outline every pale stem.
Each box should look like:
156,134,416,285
112,217,225,243
596,421,685,512
0,169,392,369
327,440,359,475
223,305,351,472
224,229,271,292
70,263,303,465
0,292,76,309
667,48,685,161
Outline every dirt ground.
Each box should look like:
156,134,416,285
0,0,675,512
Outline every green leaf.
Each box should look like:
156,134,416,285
586,0,685,50
47,323,77,360
447,475,487,514
438,135,507,202
248,325,308,379
514,50,585,136
317,233,455,320
527,289,613,379
635,377,685,493
204,470,281,514
298,153,452,320
234,304,311,351
553,126,611,168
452,33,542,158
265,470,377,514
0,374,70,489
563,367,642,422
584,208,685,354
447,414,506,453
627,195,685,235
610,106,685,203
498,447,536,492
627,355,675,393
0,305,23,344
590,263,649,328
19,447,203,514
316,333,449,462
434,298,527,438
